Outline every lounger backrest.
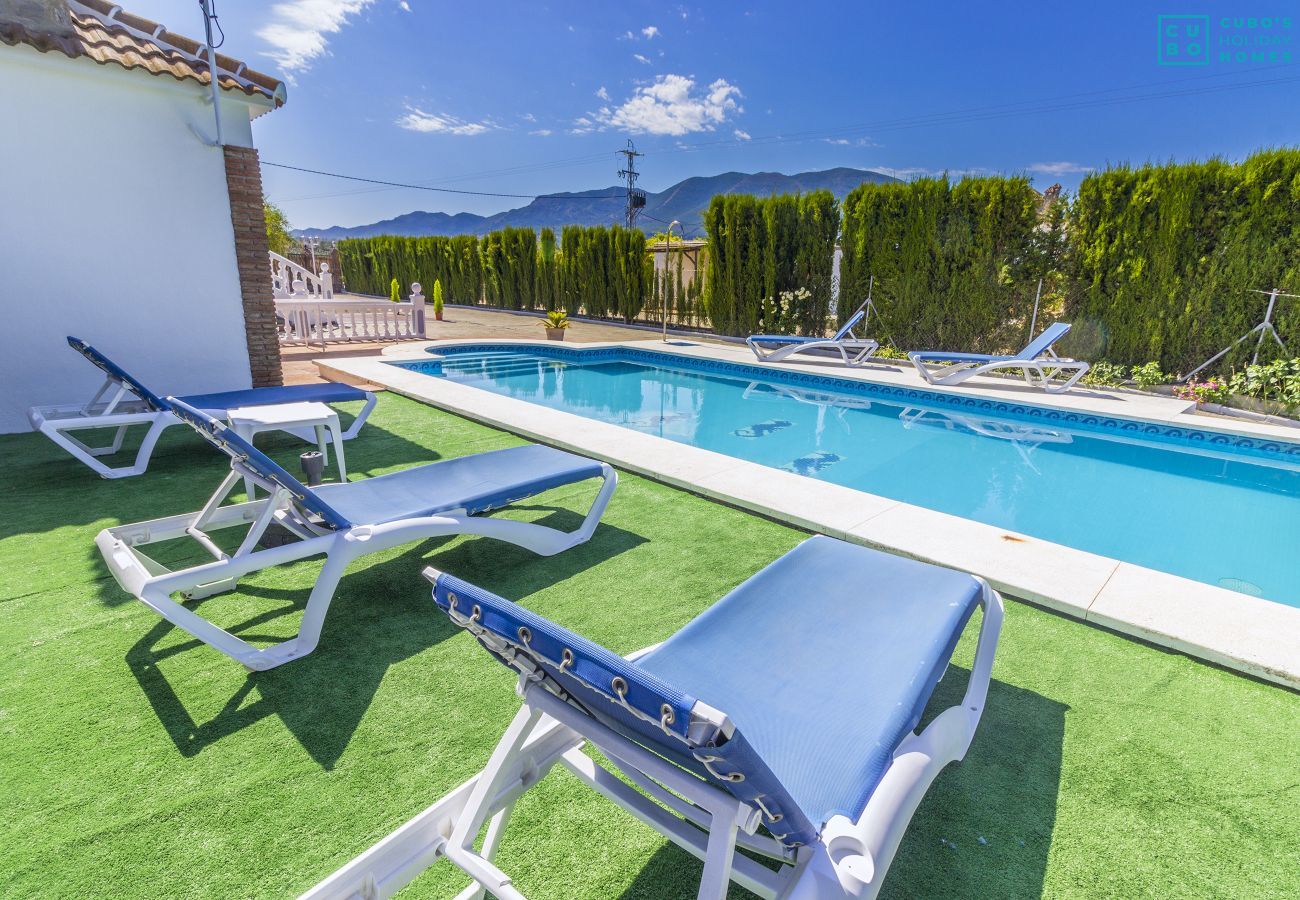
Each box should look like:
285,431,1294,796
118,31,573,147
832,307,866,341
1016,322,1071,359
66,336,168,411
431,571,818,847
167,398,353,530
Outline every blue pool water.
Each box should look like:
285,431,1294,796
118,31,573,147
392,345,1300,607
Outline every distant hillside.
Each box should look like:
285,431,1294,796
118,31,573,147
295,167,897,240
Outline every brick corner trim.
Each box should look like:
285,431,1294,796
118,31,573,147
223,145,283,388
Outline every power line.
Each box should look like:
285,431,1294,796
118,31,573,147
262,161,626,201
265,65,1299,209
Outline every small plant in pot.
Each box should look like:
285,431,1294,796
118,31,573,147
432,279,444,321
539,310,570,341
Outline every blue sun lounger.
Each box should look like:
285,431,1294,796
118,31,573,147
28,336,378,478
747,303,880,367
95,398,616,671
908,322,1090,393
305,536,1003,900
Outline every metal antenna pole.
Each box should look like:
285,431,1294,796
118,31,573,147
1184,287,1296,381
198,0,223,147
616,140,645,229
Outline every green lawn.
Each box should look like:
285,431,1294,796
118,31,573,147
0,393,1296,899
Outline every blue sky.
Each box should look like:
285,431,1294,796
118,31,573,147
137,1,1296,229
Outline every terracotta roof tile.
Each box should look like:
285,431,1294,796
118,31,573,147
0,0,285,107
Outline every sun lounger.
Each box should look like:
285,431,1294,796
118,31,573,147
304,535,1003,900
28,336,377,478
94,398,616,670
746,303,880,367
908,322,1090,393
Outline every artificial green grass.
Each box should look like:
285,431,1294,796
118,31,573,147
0,393,1296,899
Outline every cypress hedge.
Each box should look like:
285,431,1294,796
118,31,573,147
703,190,839,337
839,175,1044,353
1067,149,1300,372
338,225,649,319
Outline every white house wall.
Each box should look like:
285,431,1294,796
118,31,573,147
0,45,264,433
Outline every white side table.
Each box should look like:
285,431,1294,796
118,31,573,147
227,401,346,497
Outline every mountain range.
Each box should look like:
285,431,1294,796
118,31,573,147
294,167,898,240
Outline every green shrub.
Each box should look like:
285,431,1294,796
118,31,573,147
432,280,444,315
1081,361,1128,386
389,277,401,303
1227,358,1300,410
1129,361,1168,389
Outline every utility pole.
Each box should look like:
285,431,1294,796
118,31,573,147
616,139,646,229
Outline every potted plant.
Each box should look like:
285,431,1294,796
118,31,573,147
539,310,570,341
433,279,444,321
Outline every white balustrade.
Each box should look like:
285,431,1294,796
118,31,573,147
275,282,429,346
270,251,333,300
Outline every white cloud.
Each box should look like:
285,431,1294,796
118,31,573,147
396,106,492,135
733,128,751,140
521,112,537,122
633,53,652,64
584,74,743,136
642,25,660,38
1027,161,1093,175
825,138,850,145
398,1,411,10
530,129,554,136
257,0,375,72
596,85,610,100
623,30,635,40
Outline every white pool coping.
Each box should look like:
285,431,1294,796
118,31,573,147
320,339,1300,690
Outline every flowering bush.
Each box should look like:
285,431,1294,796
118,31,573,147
1176,379,1231,405
759,288,810,335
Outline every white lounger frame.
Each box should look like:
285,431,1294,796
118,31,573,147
748,336,881,368
29,375,377,479
909,350,1089,394
95,459,616,671
303,577,1003,900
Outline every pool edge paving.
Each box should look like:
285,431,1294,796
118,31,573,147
319,342,1300,690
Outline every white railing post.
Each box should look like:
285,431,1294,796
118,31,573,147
318,262,334,299
409,282,427,337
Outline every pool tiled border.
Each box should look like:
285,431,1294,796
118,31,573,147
321,340,1300,690
394,343,1300,467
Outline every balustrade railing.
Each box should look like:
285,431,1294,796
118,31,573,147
270,251,333,300
275,282,427,346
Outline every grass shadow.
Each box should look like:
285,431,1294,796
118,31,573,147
615,674,1067,899
124,512,647,769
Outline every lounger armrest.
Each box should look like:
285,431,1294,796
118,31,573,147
811,581,1004,897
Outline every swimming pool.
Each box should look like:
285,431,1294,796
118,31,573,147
391,344,1300,608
